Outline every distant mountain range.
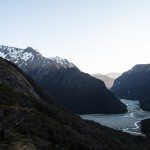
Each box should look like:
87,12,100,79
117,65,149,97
92,73,121,89
111,64,150,111
0,45,127,114
106,72,122,79
92,74,114,89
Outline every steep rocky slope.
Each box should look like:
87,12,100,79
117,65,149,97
38,68,127,114
111,64,150,111
0,58,150,149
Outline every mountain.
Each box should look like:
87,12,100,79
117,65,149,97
0,45,76,81
0,57,149,150
92,73,114,89
111,64,150,111
38,68,127,114
106,73,122,79
92,72,122,89
0,45,127,114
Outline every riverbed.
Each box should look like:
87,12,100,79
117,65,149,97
80,99,150,135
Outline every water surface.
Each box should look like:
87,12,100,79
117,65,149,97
80,99,150,135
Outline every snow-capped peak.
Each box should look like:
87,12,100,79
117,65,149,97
0,45,35,63
48,56,76,68
0,45,76,79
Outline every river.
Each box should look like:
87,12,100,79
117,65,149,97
80,99,150,135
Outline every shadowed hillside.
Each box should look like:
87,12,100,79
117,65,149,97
0,45,127,114
111,64,150,111
0,58,150,149
38,68,127,114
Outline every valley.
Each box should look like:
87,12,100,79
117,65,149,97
81,99,150,135
0,45,150,149
1,1,150,149
1,57,150,149
0,45,127,114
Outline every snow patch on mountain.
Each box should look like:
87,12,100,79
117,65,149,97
0,45,76,76
22,52,33,61
48,56,75,68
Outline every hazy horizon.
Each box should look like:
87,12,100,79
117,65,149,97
0,0,150,74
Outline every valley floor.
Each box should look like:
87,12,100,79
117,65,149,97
81,99,150,135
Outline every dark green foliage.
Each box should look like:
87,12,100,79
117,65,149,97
38,68,127,114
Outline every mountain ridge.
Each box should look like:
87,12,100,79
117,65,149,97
0,45,76,81
92,73,114,89
0,44,127,114
39,67,127,114
111,64,150,111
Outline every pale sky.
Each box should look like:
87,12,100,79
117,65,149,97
0,0,150,74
